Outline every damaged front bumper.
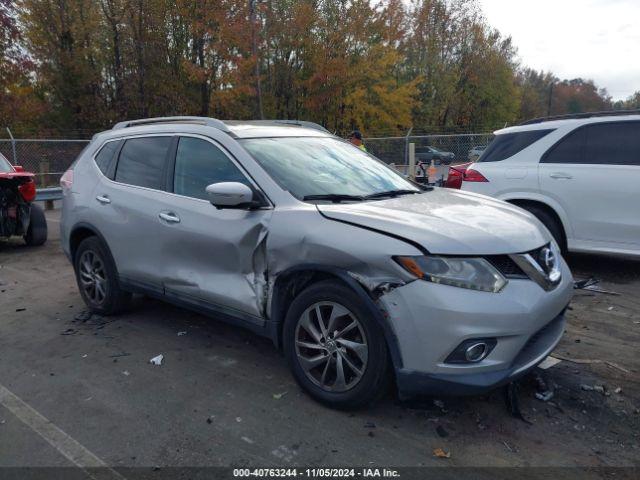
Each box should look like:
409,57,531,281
377,259,574,397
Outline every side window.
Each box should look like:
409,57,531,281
173,137,250,201
583,122,640,166
542,128,585,164
115,136,172,189
479,129,554,162
94,141,120,177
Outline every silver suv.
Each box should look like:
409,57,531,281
61,117,574,408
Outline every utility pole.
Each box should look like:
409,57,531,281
547,82,554,117
249,0,264,119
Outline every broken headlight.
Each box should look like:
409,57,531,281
394,255,507,293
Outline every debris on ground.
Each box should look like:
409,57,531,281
552,354,630,374
15,308,26,312
74,310,93,322
574,277,620,296
149,354,163,366
272,392,287,400
614,387,622,394
533,369,555,402
581,384,606,394
433,448,450,458
177,331,187,336
538,356,562,370
436,425,449,438
122,370,130,376
504,382,532,424
364,421,376,429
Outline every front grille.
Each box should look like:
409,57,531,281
486,255,526,278
526,245,547,271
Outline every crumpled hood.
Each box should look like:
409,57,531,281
317,188,550,255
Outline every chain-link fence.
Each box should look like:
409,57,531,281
0,132,495,187
365,133,494,169
0,139,90,187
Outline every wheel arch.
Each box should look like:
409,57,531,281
268,264,404,370
500,194,572,244
69,222,112,263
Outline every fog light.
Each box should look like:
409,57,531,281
444,338,497,364
465,342,488,362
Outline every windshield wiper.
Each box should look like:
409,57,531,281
364,189,422,199
303,194,365,203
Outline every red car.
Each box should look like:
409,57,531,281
0,153,47,246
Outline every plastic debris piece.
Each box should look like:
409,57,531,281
122,370,130,376
538,356,561,370
177,331,187,336
551,354,630,374
504,382,532,425
615,387,622,394
149,354,163,366
433,448,450,459
581,384,594,391
272,392,287,400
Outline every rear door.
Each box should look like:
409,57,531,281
539,121,640,249
92,135,174,294
157,135,273,321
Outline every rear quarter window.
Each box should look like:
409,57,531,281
479,129,554,162
94,141,121,177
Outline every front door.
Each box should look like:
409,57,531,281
157,135,273,322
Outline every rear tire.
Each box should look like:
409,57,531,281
73,236,131,315
23,204,47,246
283,280,390,409
522,204,566,253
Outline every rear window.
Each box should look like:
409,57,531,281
115,136,172,190
479,129,554,162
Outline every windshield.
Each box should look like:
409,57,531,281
0,153,13,173
241,137,419,200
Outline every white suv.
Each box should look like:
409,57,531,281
461,112,640,257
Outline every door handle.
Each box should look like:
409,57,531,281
158,212,180,224
549,172,573,179
96,195,111,204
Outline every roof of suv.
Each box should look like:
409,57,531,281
496,111,640,135
102,117,333,140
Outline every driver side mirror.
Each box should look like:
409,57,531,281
205,182,264,210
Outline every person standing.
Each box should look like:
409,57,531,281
348,130,367,152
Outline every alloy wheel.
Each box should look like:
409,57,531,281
294,301,368,392
78,250,108,305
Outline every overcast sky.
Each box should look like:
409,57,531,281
479,0,640,100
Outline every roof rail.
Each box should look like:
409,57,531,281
223,119,330,133
519,109,640,126
112,116,230,131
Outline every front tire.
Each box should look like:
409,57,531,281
283,280,390,409
23,204,47,246
73,237,131,315
523,205,567,253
